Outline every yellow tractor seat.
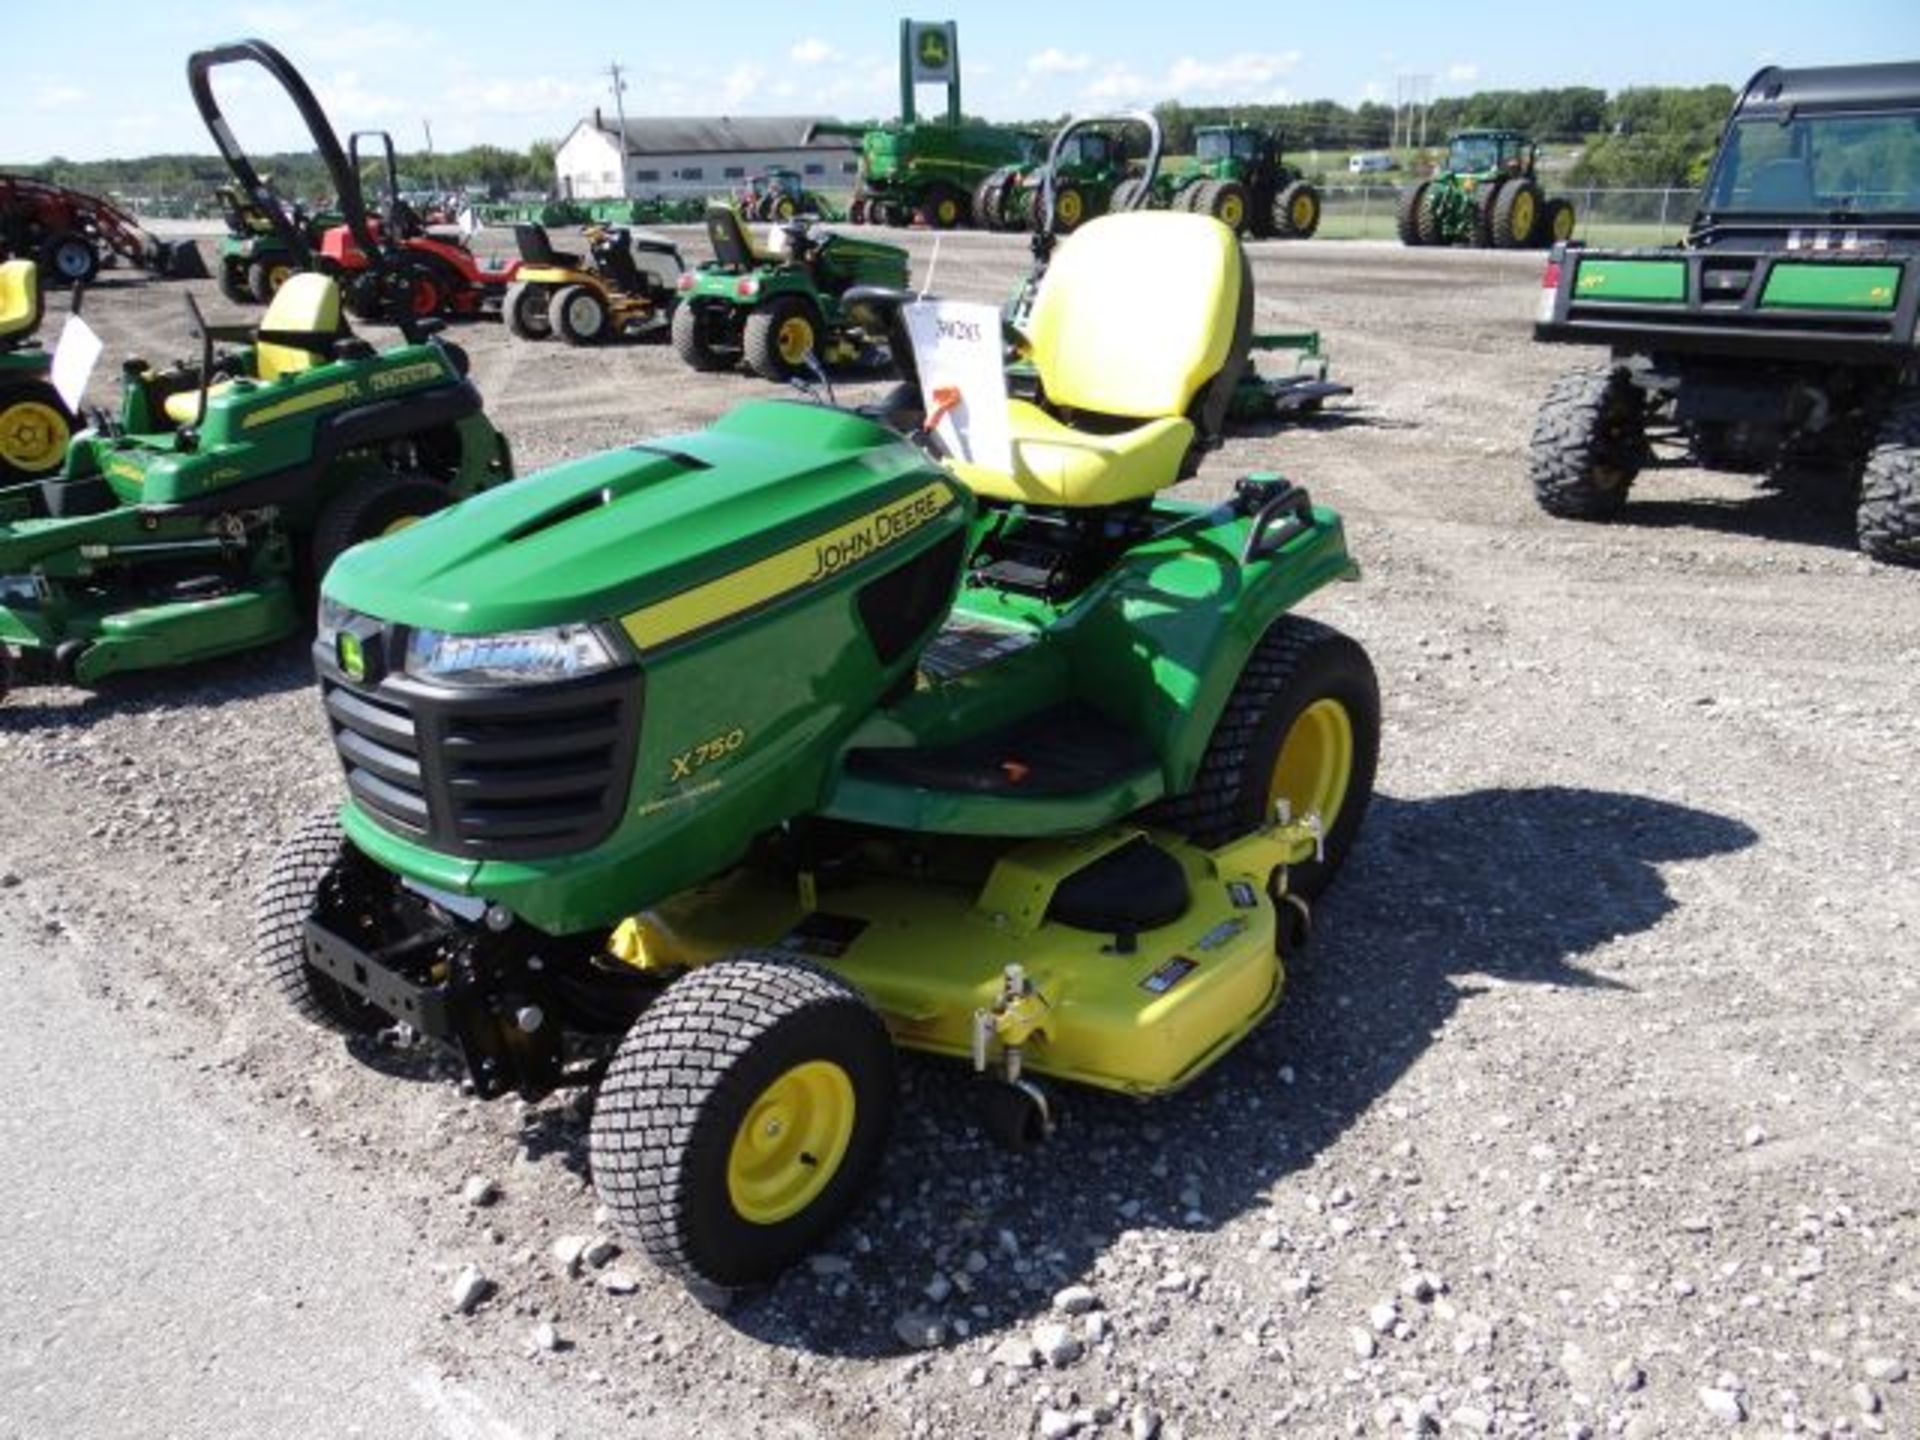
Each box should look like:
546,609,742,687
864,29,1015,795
954,210,1249,508
163,272,343,424
0,259,43,342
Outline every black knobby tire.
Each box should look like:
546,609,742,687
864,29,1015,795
972,176,1001,231
1209,180,1251,235
1415,187,1445,246
1473,180,1504,248
310,470,453,580
247,258,287,304
924,185,966,230
503,280,552,340
255,808,392,1035
672,300,736,372
743,295,818,382
1857,396,1920,566
590,955,897,1291
1493,179,1543,249
1110,177,1143,215
1395,184,1428,246
1275,180,1321,239
1151,616,1381,902
1539,197,1576,248
219,263,252,305
1527,364,1647,520
41,232,98,285
549,283,611,345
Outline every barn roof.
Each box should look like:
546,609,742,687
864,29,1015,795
573,113,856,155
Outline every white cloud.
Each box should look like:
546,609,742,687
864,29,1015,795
717,62,766,111
1446,62,1480,85
443,74,600,117
33,82,87,109
1165,50,1302,99
791,37,835,66
230,5,437,63
1028,47,1092,76
1084,64,1151,101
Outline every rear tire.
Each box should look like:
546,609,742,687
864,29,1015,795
1540,197,1577,247
590,955,896,1293
1110,177,1144,214
1207,180,1251,235
672,301,736,372
1275,180,1321,239
41,232,98,285
1528,365,1647,520
247,258,290,304
743,295,818,382
1493,179,1543,248
1396,183,1428,245
549,283,611,345
1857,396,1920,566
310,470,453,580
219,263,251,305
1151,616,1380,902
255,809,392,1036
503,281,552,340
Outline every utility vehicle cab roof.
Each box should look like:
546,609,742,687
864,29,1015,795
1735,62,1920,117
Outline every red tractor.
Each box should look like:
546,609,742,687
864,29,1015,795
0,174,206,284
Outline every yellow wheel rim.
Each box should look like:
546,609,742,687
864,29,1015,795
1057,190,1083,225
379,514,421,537
1553,205,1576,241
1510,191,1536,238
776,199,796,219
1219,193,1244,229
267,264,292,293
937,198,957,225
726,1060,856,1225
776,315,815,365
1292,194,1316,230
0,399,70,473
1266,698,1354,830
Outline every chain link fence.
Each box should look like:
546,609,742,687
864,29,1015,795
1314,185,1698,246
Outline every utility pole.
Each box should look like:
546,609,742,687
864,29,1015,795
423,118,440,196
605,61,631,199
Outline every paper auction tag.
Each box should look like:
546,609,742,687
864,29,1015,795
51,314,104,414
901,299,1012,476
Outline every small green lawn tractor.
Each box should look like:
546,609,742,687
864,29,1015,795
670,204,909,383
974,128,1128,235
258,198,1380,1301
1397,129,1575,249
0,40,513,703
1123,124,1322,241
504,222,685,345
0,260,76,489
214,183,342,305
1529,61,1920,565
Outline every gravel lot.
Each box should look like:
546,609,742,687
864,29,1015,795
2,226,1916,1439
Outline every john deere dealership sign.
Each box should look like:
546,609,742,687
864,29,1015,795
907,22,957,84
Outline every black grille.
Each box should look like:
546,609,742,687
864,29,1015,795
317,641,641,861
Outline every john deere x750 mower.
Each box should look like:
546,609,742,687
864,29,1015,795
671,204,909,382
259,196,1381,1298
0,41,511,702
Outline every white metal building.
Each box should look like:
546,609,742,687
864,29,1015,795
553,112,859,200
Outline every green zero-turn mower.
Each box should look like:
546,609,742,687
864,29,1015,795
0,40,512,704
671,203,910,383
258,195,1383,1301
0,259,76,489
998,116,1350,434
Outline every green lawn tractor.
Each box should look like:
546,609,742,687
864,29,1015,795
998,116,1350,432
974,127,1127,235
0,40,513,703
671,204,908,382
214,183,341,305
257,197,1381,1301
0,260,76,489
504,222,685,345
1398,129,1575,249
1529,61,1920,565
1123,124,1322,240
813,119,1033,229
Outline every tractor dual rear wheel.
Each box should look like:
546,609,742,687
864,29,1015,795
256,808,394,1036
1153,616,1381,903
590,955,896,1293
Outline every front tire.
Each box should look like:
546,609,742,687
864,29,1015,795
503,280,552,340
1528,364,1647,519
1275,180,1321,239
672,300,736,372
310,470,453,580
1493,179,1543,249
1153,617,1381,902
1396,183,1428,246
590,956,896,1292
41,232,98,285
743,295,819,382
255,809,392,1035
549,283,611,345
1857,396,1920,566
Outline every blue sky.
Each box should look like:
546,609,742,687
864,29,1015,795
5,1,1917,162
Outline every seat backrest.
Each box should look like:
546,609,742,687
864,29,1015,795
514,222,559,265
704,203,780,269
256,273,343,381
0,259,42,342
1026,211,1242,420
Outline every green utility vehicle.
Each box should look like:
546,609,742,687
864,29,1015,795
1398,129,1575,249
975,127,1127,235
1530,62,1920,564
0,260,74,487
1123,124,1322,240
0,40,512,702
671,204,909,382
215,183,341,304
259,196,1379,1300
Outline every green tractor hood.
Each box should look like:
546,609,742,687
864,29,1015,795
322,400,961,638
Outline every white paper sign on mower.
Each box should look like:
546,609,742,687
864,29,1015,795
902,299,1012,476
51,314,104,415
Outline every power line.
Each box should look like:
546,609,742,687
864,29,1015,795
605,61,631,200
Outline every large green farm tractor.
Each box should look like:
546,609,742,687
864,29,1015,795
0,40,512,702
1124,125,1322,240
1398,129,1575,249
671,205,909,382
1530,61,1920,565
975,128,1125,235
817,119,1031,229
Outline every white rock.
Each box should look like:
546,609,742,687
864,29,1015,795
1698,1388,1744,1424
1033,1321,1084,1367
450,1264,490,1314
1612,1359,1646,1392
599,1269,639,1295
967,1366,988,1389
1864,1357,1908,1383
1038,1409,1081,1440
1155,1269,1190,1293
531,1321,560,1352
550,1235,589,1274
924,1272,953,1304
1743,1125,1767,1148
990,1336,1039,1369
1129,1408,1162,1440
1258,1227,1283,1252
1369,1300,1399,1334
461,1176,498,1207
1449,1406,1493,1435
1350,1327,1378,1360
1053,1284,1099,1315
1852,1383,1880,1415
1084,1313,1111,1345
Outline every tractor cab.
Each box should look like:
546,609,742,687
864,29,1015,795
1446,129,1536,181
1196,125,1264,165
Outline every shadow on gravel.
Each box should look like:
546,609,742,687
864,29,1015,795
1233,404,1414,440
723,784,1759,1356
1612,462,1862,554
0,635,314,734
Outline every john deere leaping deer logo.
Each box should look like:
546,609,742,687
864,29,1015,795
917,27,950,71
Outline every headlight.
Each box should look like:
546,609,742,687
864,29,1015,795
404,624,620,687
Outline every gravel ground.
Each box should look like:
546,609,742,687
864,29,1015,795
2,226,1916,1439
